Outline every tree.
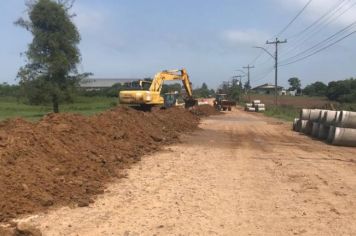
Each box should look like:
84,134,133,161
217,79,242,101
326,78,356,102
288,77,301,91
16,0,87,113
303,81,327,97
193,83,214,98
0,83,20,97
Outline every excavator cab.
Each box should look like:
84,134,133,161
163,92,179,109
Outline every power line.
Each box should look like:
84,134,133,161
281,20,356,64
253,67,275,84
249,50,263,65
279,30,356,66
281,0,349,54
287,0,348,39
276,0,313,37
252,44,276,69
253,66,275,78
281,0,356,57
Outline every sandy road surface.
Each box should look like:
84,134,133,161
20,108,356,235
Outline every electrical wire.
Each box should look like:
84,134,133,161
249,50,264,65
287,0,348,39
281,0,356,57
279,30,356,66
281,20,356,64
275,0,313,37
252,67,275,85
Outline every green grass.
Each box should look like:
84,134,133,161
263,105,300,121
338,103,356,111
0,96,118,121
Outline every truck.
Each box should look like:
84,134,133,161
213,94,236,111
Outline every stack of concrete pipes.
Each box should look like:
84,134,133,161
293,109,356,147
245,100,266,112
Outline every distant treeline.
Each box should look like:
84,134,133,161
80,82,215,98
0,83,20,97
0,81,216,104
303,78,356,103
1,77,355,104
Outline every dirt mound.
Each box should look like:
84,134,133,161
190,105,221,116
0,106,216,223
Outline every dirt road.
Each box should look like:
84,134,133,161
19,108,356,235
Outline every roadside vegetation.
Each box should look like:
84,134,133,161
263,105,300,121
255,78,356,121
0,95,117,121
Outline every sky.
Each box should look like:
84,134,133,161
1,0,356,89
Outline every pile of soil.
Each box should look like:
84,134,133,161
0,105,218,223
190,105,221,116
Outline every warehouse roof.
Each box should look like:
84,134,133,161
80,78,141,88
252,83,283,90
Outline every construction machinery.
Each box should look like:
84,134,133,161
163,91,179,108
119,69,197,110
213,94,236,111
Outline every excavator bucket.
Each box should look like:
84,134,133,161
184,98,198,109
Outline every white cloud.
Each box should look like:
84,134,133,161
73,5,109,32
277,0,356,27
222,29,270,46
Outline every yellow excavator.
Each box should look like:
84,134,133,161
119,69,197,110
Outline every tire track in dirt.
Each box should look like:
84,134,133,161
9,108,356,236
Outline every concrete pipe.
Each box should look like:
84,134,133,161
252,100,261,105
332,127,356,147
309,109,322,122
256,107,265,112
255,104,265,108
293,118,299,131
336,111,356,129
246,107,256,112
317,124,330,140
311,122,320,137
322,110,337,127
300,109,311,120
318,110,328,122
295,119,301,132
298,120,308,133
333,111,341,126
303,120,313,134
327,126,336,143
244,104,253,111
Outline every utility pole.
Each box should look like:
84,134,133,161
266,38,287,105
232,75,243,86
233,75,244,102
242,65,254,102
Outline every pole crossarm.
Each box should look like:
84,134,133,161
235,69,247,75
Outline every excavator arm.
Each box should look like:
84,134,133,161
149,69,193,98
149,68,196,108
